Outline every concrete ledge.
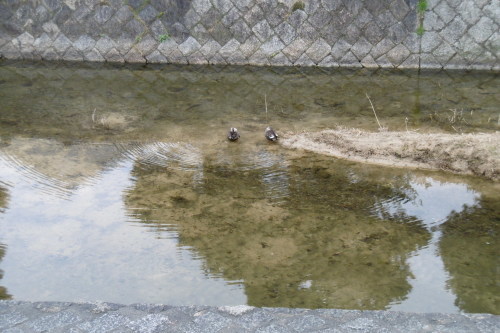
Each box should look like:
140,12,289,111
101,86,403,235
0,301,498,332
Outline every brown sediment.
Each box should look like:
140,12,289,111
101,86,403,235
280,127,499,181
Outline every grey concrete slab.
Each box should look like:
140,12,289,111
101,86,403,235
0,301,498,333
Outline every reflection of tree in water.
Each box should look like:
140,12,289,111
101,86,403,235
0,244,10,300
0,186,7,214
440,196,499,314
125,152,430,310
0,186,12,299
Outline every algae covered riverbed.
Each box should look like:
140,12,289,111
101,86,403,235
0,61,498,314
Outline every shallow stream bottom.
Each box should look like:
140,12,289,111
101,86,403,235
0,61,498,314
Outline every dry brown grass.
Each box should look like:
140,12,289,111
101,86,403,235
281,127,499,181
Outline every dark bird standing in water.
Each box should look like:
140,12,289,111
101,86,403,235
228,127,240,141
265,126,278,141
263,95,278,142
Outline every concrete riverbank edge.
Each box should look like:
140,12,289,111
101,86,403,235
0,301,498,333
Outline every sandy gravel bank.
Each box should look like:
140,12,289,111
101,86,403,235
281,128,499,181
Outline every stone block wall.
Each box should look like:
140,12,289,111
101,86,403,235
420,0,499,69
0,0,498,69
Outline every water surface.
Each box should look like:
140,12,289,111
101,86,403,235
0,61,498,314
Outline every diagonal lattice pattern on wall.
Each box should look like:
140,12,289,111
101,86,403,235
0,0,498,69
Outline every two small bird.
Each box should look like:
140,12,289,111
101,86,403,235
227,127,278,142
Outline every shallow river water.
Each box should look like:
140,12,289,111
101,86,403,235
0,61,498,314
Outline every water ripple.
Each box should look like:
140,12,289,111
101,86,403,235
115,142,203,171
0,151,74,199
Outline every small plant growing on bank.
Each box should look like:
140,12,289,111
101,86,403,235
292,1,305,12
416,0,427,36
158,33,170,43
416,25,425,36
417,0,428,13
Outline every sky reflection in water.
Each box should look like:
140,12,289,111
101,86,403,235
0,154,245,305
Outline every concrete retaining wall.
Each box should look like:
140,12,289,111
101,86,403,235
1,301,499,332
0,0,498,69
